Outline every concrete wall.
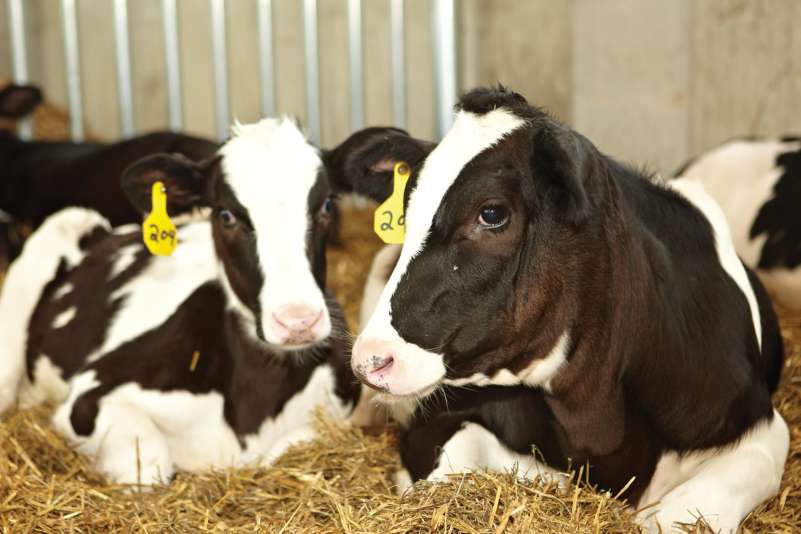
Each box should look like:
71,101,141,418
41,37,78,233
464,0,801,173
2,0,800,173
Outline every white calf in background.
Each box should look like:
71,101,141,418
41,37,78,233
676,137,801,308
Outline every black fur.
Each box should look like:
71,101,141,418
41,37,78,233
751,146,801,269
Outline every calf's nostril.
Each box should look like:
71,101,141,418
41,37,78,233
370,354,394,374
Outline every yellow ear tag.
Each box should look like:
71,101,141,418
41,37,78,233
374,162,410,244
142,181,177,256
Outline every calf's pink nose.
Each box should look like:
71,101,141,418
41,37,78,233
352,337,397,391
273,304,322,333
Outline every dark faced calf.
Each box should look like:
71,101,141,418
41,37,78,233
351,88,789,533
676,137,801,309
0,118,407,486
0,84,217,267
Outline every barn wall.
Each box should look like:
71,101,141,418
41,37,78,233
1,0,799,173
461,0,801,174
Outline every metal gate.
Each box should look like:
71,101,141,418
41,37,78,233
5,0,457,144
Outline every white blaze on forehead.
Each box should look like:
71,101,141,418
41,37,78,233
220,118,327,319
362,108,526,341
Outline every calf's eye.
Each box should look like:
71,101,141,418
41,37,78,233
219,209,237,227
478,205,509,228
322,196,334,214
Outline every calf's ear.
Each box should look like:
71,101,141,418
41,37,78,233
532,124,596,225
323,127,435,203
121,153,216,215
0,84,43,119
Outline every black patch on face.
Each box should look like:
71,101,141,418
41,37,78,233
307,169,336,287
208,169,265,328
750,146,801,269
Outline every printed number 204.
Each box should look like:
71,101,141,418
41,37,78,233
148,224,176,245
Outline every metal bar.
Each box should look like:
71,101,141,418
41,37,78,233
113,0,135,137
303,0,320,144
390,0,405,130
210,0,229,141
8,0,31,139
257,0,275,118
347,0,364,131
162,0,182,131
61,0,84,141
431,0,457,139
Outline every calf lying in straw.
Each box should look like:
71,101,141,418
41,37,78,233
352,87,789,533
0,118,412,487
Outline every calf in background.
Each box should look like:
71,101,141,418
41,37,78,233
676,136,801,309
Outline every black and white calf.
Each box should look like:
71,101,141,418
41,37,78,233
352,88,789,532
0,118,408,486
676,137,801,309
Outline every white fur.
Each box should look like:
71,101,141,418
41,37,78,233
637,409,789,533
51,282,74,301
441,331,569,392
108,242,141,280
222,118,330,344
53,365,348,486
393,467,414,493
354,109,525,397
51,306,77,329
671,178,762,348
425,423,566,487
678,139,800,268
678,138,801,309
0,208,109,412
240,365,350,464
18,355,70,409
86,222,217,363
358,244,401,333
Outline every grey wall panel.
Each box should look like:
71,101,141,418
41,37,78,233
689,0,801,156
573,0,691,173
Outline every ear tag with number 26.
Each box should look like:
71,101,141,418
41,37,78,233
374,162,410,244
142,181,177,256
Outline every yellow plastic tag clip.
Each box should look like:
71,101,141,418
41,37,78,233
374,162,410,244
142,181,178,256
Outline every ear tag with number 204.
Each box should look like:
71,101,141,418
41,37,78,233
374,162,410,244
142,181,177,256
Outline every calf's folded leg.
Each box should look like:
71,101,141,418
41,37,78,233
54,397,174,488
638,410,789,533
398,417,564,494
